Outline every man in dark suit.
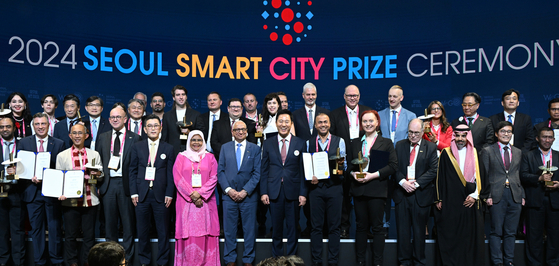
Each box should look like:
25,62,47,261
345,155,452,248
489,89,535,152
161,85,200,156
84,96,111,150
54,94,90,148
306,113,345,266
130,114,175,266
210,98,256,161
218,120,261,266
243,93,259,122
195,91,222,153
451,92,494,152
394,119,438,266
96,103,140,262
329,84,371,238
0,116,25,266
521,126,559,266
482,121,525,266
127,99,147,139
18,113,66,266
260,109,307,257
533,98,559,150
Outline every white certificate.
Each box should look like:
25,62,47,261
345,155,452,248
16,150,36,180
63,170,85,198
35,152,51,180
303,151,330,180
42,169,64,197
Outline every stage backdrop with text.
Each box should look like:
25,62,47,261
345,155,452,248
1,1,558,124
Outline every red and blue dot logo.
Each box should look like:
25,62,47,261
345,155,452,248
262,0,313,45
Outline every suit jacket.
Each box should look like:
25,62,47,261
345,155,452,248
378,107,417,146
95,129,140,196
329,104,371,155
260,135,307,200
129,139,175,203
521,148,559,209
53,117,91,148
393,139,439,207
83,116,112,148
349,136,398,198
451,115,494,152
160,107,201,156
17,135,66,202
489,112,535,152
126,116,147,140
210,116,256,161
217,141,261,201
481,143,524,204
292,106,330,141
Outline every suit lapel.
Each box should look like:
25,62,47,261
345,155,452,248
240,144,251,169
491,144,506,171
340,107,350,136
123,131,135,160
46,137,55,152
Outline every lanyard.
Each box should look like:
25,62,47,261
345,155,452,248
315,135,331,152
110,130,126,155
14,118,25,137
345,106,359,128
1,138,16,157
541,150,552,166
128,119,142,134
361,134,378,158
391,108,401,132
464,113,480,125
190,161,201,174
48,116,56,136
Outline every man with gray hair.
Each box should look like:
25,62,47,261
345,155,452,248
127,99,146,138
133,92,148,116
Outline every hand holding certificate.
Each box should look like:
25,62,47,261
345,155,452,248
303,151,330,181
42,169,84,198
16,150,51,180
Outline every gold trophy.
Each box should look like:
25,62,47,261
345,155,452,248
176,116,193,140
0,103,11,116
329,147,344,175
351,151,368,179
539,160,557,187
255,114,263,138
0,170,9,198
418,108,434,133
77,110,83,122
3,154,20,180
86,158,100,184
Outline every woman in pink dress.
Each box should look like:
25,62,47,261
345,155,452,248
173,130,220,266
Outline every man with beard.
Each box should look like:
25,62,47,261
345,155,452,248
150,92,166,122
434,124,487,266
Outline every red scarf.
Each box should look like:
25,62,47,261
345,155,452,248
72,146,92,207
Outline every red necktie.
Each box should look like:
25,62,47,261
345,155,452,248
281,139,287,165
39,140,44,152
409,144,417,166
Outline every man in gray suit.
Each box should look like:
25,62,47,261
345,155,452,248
481,121,525,266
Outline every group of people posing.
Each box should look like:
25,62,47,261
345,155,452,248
0,83,558,266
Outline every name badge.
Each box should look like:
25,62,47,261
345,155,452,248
108,156,120,170
407,165,415,180
145,167,156,181
350,127,359,139
192,173,202,188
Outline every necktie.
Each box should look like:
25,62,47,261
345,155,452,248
507,114,513,123
39,140,44,152
236,143,242,170
134,121,139,135
91,120,98,140
149,142,156,167
113,131,122,170
503,146,510,171
4,141,12,161
409,144,417,166
281,139,287,165
391,110,397,132
212,114,217,123
308,109,314,131
467,117,474,129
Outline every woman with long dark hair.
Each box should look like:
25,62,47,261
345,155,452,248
6,92,33,139
423,100,453,151
257,92,294,139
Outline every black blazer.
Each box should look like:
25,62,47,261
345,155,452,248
489,112,535,152
129,139,175,203
451,115,494,152
210,116,256,161
17,135,65,202
194,111,224,142
521,148,559,209
292,106,330,142
161,107,201,156
13,115,32,140
393,139,438,207
54,118,92,148
95,129,140,196
349,135,397,198
83,116,112,148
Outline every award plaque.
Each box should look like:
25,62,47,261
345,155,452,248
176,116,193,140
351,151,368,179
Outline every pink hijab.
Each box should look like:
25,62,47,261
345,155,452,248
450,124,476,183
180,130,207,163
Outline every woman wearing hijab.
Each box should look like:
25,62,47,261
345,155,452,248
173,130,220,266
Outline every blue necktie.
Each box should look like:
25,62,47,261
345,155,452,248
391,110,397,132
308,109,314,130
92,120,98,140
507,114,513,123
236,143,242,170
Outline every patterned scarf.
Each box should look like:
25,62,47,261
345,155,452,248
72,146,91,207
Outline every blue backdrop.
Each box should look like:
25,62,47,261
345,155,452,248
1,1,558,124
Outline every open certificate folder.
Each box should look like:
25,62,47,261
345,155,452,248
17,150,51,180
41,169,84,198
303,151,330,180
